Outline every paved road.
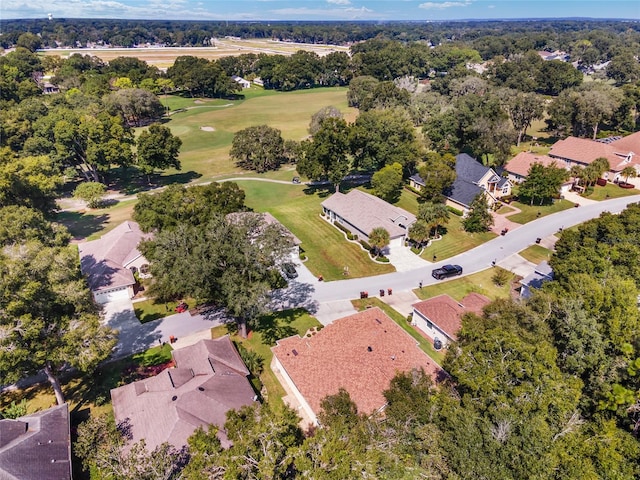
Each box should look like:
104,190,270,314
305,194,640,304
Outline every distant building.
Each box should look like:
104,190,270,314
0,404,72,480
253,77,264,87
231,75,251,89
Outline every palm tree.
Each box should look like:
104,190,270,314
621,165,637,185
409,220,430,247
569,165,584,187
368,227,390,257
417,202,450,238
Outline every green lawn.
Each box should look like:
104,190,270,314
211,309,321,405
414,267,516,303
420,215,497,261
351,297,445,364
133,297,196,323
583,183,640,200
158,87,357,181
237,181,395,281
508,199,574,224
519,245,553,264
55,199,137,241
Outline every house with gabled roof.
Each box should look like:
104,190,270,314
410,153,511,213
226,211,302,260
0,404,72,480
110,336,256,451
411,293,491,348
548,131,640,185
271,307,444,427
321,189,416,253
78,221,152,304
502,151,574,193
520,261,554,299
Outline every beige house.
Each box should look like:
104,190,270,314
321,189,415,253
271,307,444,427
503,152,574,193
111,337,256,451
548,132,640,185
78,221,152,304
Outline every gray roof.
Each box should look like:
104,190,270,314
0,404,72,480
78,221,152,292
226,212,302,246
321,189,416,239
444,177,485,209
520,261,554,298
111,336,255,451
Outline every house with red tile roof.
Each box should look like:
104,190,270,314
321,189,416,254
411,293,491,348
111,336,256,451
502,152,573,193
78,221,152,304
271,307,444,427
548,132,640,185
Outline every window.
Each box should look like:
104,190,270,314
140,264,150,274
130,266,138,274
502,186,509,194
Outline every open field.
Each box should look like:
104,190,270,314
56,199,137,241
39,39,349,68
159,87,356,180
237,181,395,281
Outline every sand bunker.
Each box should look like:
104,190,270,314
200,126,215,132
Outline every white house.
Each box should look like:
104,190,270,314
232,75,251,89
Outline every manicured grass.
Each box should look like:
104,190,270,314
393,188,420,215
351,298,445,364
160,87,357,181
237,181,395,281
414,267,515,303
583,183,640,200
0,344,173,418
211,309,321,405
420,215,497,261
56,199,137,241
497,204,516,215
519,245,553,264
508,199,574,224
133,297,196,323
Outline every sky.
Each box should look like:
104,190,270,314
2,0,639,21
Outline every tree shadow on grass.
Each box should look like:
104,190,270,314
107,168,202,196
303,184,333,198
56,211,109,241
251,308,310,346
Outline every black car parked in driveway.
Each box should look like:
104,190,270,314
282,262,298,279
431,264,463,280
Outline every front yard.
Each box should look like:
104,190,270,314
507,198,574,224
420,215,497,261
414,267,517,303
582,182,640,201
519,244,553,264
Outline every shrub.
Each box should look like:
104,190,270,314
299,252,307,260
335,222,352,235
377,256,390,263
347,233,355,240
359,239,372,251
404,185,422,195
446,205,463,216
492,268,512,287
584,186,594,196
1,399,28,419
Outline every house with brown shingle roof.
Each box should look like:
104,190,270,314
78,221,153,304
110,336,256,451
321,189,415,253
0,404,72,480
411,293,491,348
548,132,640,184
271,307,444,427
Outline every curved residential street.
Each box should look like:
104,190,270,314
99,194,640,358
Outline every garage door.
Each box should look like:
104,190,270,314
94,286,130,304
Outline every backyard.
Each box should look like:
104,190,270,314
210,308,321,405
